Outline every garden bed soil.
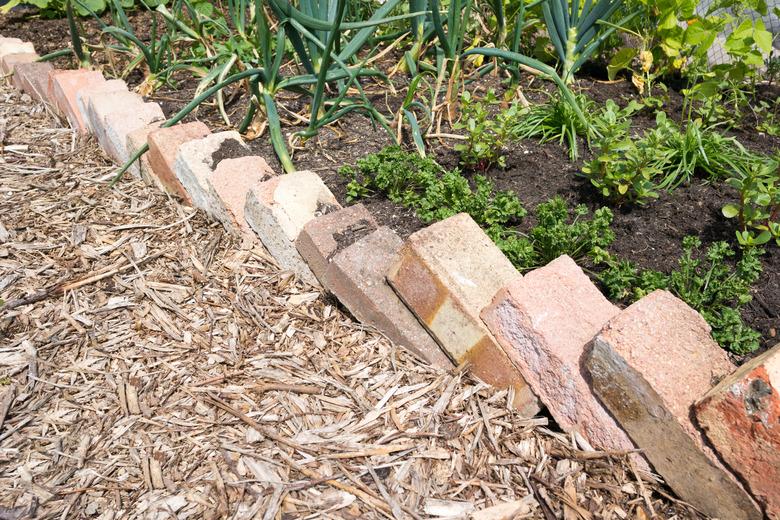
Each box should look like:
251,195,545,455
2,10,778,360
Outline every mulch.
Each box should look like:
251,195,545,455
0,81,707,518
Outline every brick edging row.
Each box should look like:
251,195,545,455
2,37,778,520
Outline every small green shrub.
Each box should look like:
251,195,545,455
722,156,780,247
453,90,518,171
601,236,763,354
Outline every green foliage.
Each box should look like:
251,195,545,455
601,236,763,354
340,146,526,227
722,155,780,247
500,197,615,269
583,107,756,204
453,90,518,171
1,0,164,17
341,147,615,272
510,93,595,160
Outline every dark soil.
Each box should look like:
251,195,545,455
3,9,778,360
210,138,251,165
332,219,379,258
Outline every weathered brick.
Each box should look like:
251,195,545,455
126,122,162,181
11,61,53,100
48,69,105,128
169,129,243,207
324,226,451,368
296,204,377,285
101,102,165,165
244,170,340,286
481,255,636,447
84,89,145,145
75,78,128,134
207,156,275,240
0,52,37,76
0,39,35,60
585,290,760,520
695,343,780,519
387,214,538,415
148,122,212,202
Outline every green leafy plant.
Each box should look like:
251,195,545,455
453,90,518,171
723,155,780,247
601,236,763,354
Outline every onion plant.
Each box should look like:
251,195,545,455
541,0,636,83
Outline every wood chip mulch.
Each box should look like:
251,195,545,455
0,84,705,519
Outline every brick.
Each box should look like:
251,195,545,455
1,52,37,76
387,214,538,415
481,255,637,449
0,39,35,60
244,170,340,285
84,89,145,145
126,122,162,181
695,343,780,519
296,204,377,285
585,290,760,520
75,79,128,134
12,61,53,100
146,122,211,202
324,226,451,368
48,69,105,128
101,102,165,165
172,130,244,209
207,156,275,239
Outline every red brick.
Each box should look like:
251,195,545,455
48,69,105,128
695,343,780,519
208,156,275,240
387,214,538,415
585,290,760,520
147,122,211,202
296,204,377,285
126,122,162,182
324,226,451,368
0,52,37,76
12,61,53,101
481,255,636,448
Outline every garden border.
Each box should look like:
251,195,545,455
2,36,778,520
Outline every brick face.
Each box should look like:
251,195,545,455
695,343,780,519
148,122,212,202
387,214,539,415
48,69,106,130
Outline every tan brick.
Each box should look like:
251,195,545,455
208,156,275,240
325,226,451,368
75,79,128,134
244,170,339,286
585,290,760,520
126,122,163,181
695,343,780,519
148,122,212,202
296,204,378,285
0,38,35,60
172,131,245,210
387,213,538,415
481,255,635,448
102,102,165,165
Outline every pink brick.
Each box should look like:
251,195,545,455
296,204,378,285
102,102,165,165
0,52,37,76
324,226,451,368
12,61,53,100
126,122,162,181
147,122,211,202
388,214,538,415
75,79,128,134
695,343,780,519
481,255,634,448
585,290,760,520
208,156,275,239
0,39,35,60
48,69,105,128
